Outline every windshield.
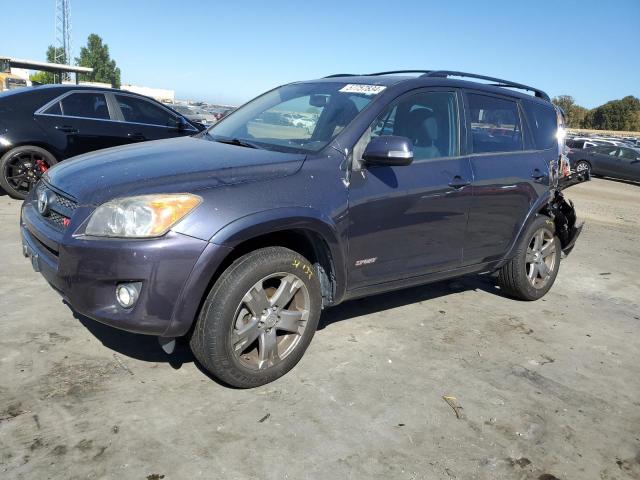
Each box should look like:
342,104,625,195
206,82,381,153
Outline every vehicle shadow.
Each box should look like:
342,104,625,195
598,176,640,188
69,274,503,379
72,310,195,369
319,274,501,329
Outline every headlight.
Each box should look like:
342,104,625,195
85,194,202,238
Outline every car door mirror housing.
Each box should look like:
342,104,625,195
362,135,414,166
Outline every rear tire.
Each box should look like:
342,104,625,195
0,146,57,200
574,160,591,176
497,215,561,301
190,247,322,388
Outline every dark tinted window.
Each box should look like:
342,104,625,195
467,93,523,153
594,146,618,155
45,92,109,119
524,101,557,150
115,94,180,127
43,101,62,115
370,91,459,159
619,148,639,159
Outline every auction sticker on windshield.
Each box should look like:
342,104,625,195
339,84,387,95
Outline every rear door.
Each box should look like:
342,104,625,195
111,93,198,143
462,92,550,265
35,90,124,158
347,88,473,288
616,147,640,180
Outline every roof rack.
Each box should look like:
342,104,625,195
323,70,549,100
421,71,549,100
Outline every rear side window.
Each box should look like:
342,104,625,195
467,93,523,153
43,92,109,119
115,94,181,127
524,101,558,150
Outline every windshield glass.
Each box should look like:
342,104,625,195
206,82,381,153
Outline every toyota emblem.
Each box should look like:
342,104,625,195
37,189,50,216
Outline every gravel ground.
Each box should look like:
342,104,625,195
0,177,639,480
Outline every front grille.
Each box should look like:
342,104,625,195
35,183,77,231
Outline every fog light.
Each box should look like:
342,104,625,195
116,282,141,309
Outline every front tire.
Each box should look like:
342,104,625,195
190,247,322,388
497,216,561,301
0,146,57,200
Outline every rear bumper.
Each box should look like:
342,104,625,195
21,201,232,337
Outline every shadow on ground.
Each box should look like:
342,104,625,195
318,274,501,329
72,274,502,366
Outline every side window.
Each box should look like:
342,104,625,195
369,91,459,160
115,94,180,127
524,101,558,150
595,146,618,155
467,93,523,153
619,148,638,160
44,92,109,119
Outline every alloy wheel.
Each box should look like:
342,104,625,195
575,161,590,174
231,272,310,370
525,228,557,289
3,151,50,196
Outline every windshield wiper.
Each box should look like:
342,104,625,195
213,137,261,149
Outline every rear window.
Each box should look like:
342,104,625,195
524,101,558,150
44,92,110,120
467,93,523,153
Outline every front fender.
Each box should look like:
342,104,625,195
210,207,348,303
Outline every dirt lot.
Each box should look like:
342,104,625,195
1,178,639,480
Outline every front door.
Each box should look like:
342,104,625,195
347,89,472,289
111,93,197,144
614,147,640,180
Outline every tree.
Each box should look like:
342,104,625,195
75,34,121,87
551,95,588,128
586,96,640,131
29,45,67,84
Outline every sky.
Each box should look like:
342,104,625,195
3,0,639,107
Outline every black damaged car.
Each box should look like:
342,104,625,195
0,85,204,199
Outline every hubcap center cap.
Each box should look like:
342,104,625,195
262,311,279,329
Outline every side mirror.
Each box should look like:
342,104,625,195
177,116,189,130
362,135,414,166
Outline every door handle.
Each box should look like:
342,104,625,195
449,176,471,189
127,133,146,141
55,125,79,134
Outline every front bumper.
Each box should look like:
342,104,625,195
21,200,232,337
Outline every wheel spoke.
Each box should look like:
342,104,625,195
277,309,306,333
242,284,270,317
540,241,555,258
525,247,536,263
232,319,261,354
258,329,279,369
528,263,538,281
270,274,301,309
533,230,544,250
538,261,551,278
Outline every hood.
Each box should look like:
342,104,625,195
45,136,306,204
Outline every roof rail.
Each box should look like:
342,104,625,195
421,70,549,100
366,70,435,76
323,73,359,78
322,70,550,100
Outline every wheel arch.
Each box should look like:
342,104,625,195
209,209,346,307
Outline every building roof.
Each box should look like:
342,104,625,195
0,57,93,74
